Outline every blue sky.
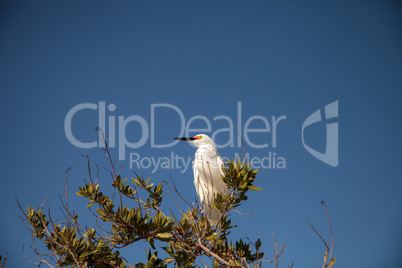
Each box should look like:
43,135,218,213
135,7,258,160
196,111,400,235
1,1,401,267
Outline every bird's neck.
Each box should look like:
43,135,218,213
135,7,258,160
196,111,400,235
199,142,216,150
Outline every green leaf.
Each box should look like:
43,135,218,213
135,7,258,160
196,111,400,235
76,191,85,197
149,239,155,249
329,257,336,267
86,203,94,207
87,184,94,194
256,238,262,248
96,208,106,217
248,185,262,191
156,233,172,239
156,183,163,193
132,177,139,185
164,258,174,263
206,233,217,241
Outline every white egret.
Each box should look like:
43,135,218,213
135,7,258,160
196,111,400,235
174,134,228,224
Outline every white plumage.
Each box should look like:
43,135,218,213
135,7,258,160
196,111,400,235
175,134,228,224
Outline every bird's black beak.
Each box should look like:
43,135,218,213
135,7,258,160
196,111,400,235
174,137,196,141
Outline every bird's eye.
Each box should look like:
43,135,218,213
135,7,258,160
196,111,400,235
197,135,202,140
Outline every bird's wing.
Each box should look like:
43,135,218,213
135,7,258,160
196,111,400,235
207,154,227,196
192,159,196,180
217,154,225,176
193,158,207,205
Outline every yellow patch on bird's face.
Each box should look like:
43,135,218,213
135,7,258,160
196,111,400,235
194,135,202,140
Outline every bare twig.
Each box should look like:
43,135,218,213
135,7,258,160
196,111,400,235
1,253,8,268
307,201,335,268
96,127,123,210
258,233,285,267
197,238,233,267
65,167,72,230
236,131,247,164
307,217,329,251
322,201,334,263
